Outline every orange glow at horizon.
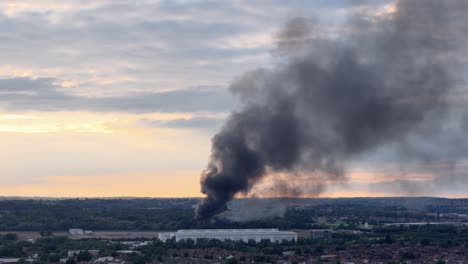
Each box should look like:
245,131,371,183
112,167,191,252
0,171,202,198
0,111,465,198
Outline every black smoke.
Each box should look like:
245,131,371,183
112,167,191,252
195,0,468,220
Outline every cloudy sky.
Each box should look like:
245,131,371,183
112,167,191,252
0,0,466,198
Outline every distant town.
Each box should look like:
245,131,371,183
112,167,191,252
0,197,466,263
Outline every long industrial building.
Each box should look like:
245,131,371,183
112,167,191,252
158,229,297,243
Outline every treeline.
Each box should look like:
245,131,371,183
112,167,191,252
0,198,466,231
373,224,468,247
0,199,316,231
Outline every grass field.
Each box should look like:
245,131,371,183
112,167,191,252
0,231,167,240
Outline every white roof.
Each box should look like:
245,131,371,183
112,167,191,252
175,229,296,235
0,258,20,263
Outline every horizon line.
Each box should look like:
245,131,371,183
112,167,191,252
0,195,466,200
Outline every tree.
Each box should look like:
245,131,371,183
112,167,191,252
0,243,24,258
48,254,61,263
77,251,92,262
384,234,394,244
225,257,238,264
4,233,17,241
253,256,265,262
401,251,416,260
65,258,76,264
420,238,431,246
131,255,146,264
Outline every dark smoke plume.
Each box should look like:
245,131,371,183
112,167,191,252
195,0,468,220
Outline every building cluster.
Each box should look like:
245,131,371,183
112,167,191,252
164,243,467,264
158,229,298,243
1,243,466,264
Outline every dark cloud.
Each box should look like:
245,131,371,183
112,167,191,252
195,0,468,220
0,77,234,113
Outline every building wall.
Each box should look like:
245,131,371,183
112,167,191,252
160,229,297,243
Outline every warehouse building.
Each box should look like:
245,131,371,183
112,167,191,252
158,229,297,243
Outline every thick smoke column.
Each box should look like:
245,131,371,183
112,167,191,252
196,0,468,220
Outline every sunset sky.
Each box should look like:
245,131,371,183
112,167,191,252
0,0,466,198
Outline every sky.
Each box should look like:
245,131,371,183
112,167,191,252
0,0,466,198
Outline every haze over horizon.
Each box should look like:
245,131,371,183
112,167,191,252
0,0,467,199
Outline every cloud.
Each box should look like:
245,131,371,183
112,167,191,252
366,175,468,197
0,0,394,99
0,77,235,113
342,160,468,197
0,1,272,96
139,116,224,130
